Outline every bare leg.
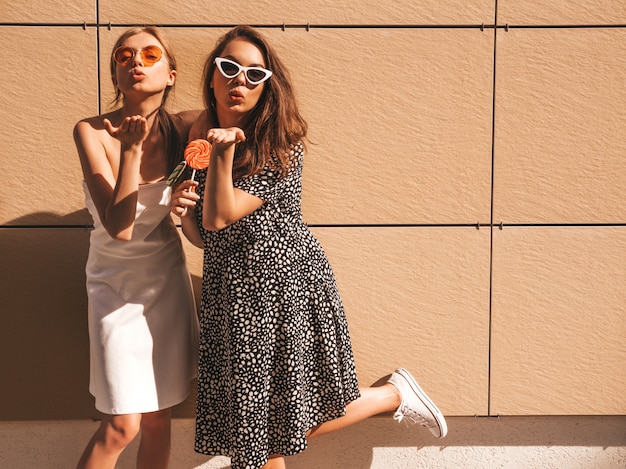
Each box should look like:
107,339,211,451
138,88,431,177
137,408,172,469
261,454,286,469
76,413,142,469
307,384,400,439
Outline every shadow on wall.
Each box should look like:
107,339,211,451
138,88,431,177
2,212,625,467
0,210,200,421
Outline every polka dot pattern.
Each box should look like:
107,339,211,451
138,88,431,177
193,143,360,468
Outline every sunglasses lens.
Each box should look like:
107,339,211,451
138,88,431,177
219,60,241,77
247,69,269,83
114,47,133,65
141,45,162,66
114,46,163,66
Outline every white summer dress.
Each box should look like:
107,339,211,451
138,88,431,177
83,180,199,415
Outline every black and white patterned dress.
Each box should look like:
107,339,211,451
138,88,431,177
193,143,360,468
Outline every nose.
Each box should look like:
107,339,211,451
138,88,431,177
233,70,246,85
131,50,144,67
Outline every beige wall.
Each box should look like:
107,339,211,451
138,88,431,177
1,0,624,424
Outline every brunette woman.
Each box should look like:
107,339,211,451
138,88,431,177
172,25,446,469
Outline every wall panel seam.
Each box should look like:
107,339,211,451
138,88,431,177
3,224,624,230
2,23,626,29
487,0,499,418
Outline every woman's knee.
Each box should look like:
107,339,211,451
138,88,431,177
102,414,142,448
262,455,286,469
140,408,172,434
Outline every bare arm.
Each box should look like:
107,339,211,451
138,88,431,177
171,179,203,248
202,127,264,232
169,109,206,247
74,115,148,241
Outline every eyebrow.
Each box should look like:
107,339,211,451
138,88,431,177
223,55,266,68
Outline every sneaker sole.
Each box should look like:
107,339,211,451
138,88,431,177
396,367,448,438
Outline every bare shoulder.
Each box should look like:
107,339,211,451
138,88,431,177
175,109,203,128
169,109,203,142
73,111,116,140
73,111,121,171
187,110,212,141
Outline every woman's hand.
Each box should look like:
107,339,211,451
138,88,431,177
207,127,246,147
171,179,200,218
104,115,149,147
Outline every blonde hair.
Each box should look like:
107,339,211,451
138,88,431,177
109,27,183,173
109,26,177,106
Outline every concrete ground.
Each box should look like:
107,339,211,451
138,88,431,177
1,416,625,468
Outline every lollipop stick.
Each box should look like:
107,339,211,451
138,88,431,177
189,169,197,193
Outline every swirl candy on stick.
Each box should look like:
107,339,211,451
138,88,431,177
184,139,212,181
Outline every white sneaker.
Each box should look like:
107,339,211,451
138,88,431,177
388,367,448,438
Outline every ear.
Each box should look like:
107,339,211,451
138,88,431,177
167,69,177,87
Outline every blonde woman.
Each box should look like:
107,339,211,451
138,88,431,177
74,27,199,469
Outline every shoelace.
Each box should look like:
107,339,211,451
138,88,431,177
393,405,431,427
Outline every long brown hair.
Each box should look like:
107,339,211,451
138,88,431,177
202,25,308,179
109,27,184,173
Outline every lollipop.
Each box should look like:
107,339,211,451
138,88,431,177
166,159,186,186
184,139,212,181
